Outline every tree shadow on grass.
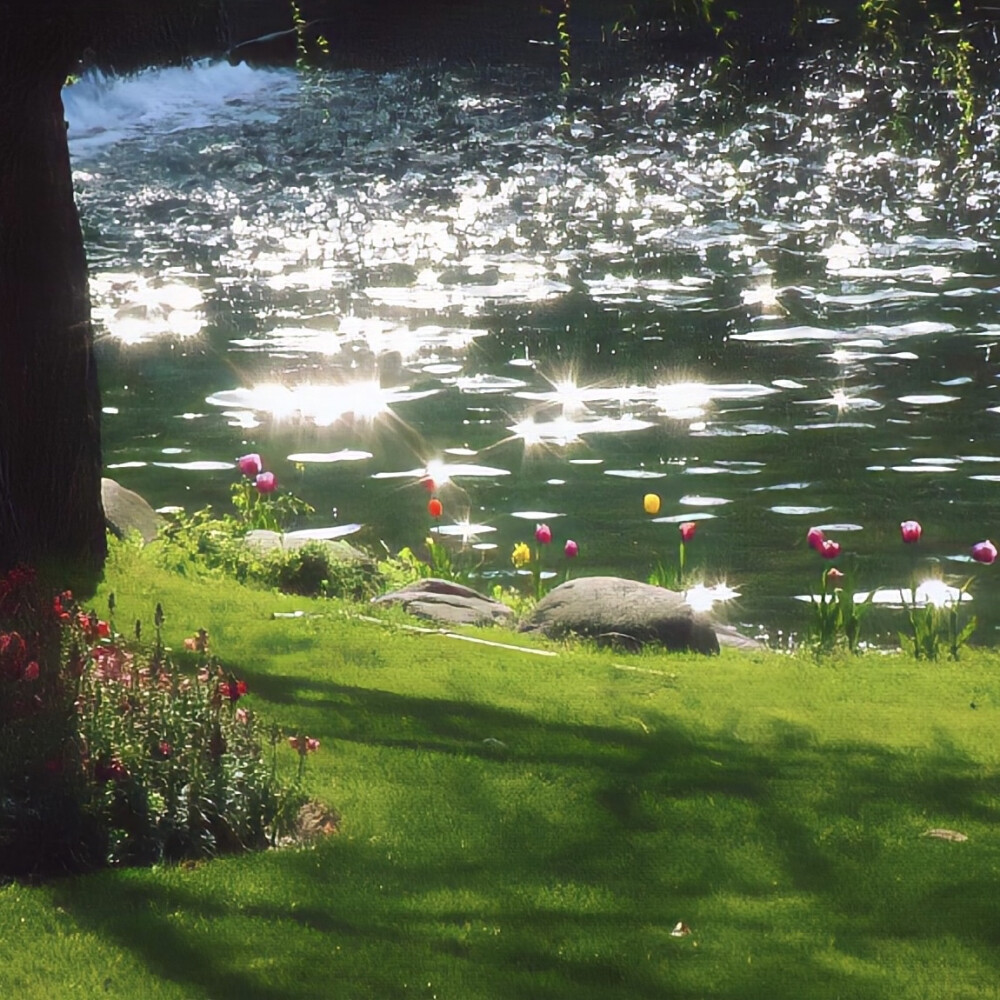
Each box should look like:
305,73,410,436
50,674,1000,1000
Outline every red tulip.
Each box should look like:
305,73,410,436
807,526,825,551
428,498,443,518
679,521,697,542
238,453,262,477
255,471,277,494
900,520,922,544
819,539,841,559
564,539,579,559
971,540,997,564
421,476,436,493
535,523,552,545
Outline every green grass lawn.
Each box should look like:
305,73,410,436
2,542,1000,999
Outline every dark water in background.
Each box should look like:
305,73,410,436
63,33,1000,644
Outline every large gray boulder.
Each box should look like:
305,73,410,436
102,478,162,543
519,576,720,654
243,529,371,565
373,578,514,628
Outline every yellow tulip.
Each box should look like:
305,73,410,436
511,542,532,568
643,493,661,515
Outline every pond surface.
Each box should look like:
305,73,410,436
65,37,1000,644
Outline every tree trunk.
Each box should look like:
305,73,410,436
0,60,106,589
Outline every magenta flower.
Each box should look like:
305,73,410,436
238,453,262,477
564,539,579,559
819,539,841,559
971,539,997,564
535,523,552,545
255,471,277,494
900,520,922,544
807,526,825,551
679,521,697,543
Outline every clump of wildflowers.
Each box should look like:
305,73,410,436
0,576,315,874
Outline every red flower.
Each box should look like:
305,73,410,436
95,758,129,783
564,539,579,559
289,735,320,754
238,453,263,477
0,631,27,679
819,539,841,559
428,497,443,518
155,740,172,759
971,540,997,564
421,476,436,493
900,520,922,544
679,521,697,542
535,523,552,545
255,471,277,494
807,526,825,551
220,678,248,702
22,660,39,682
52,593,72,622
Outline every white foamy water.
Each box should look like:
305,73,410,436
65,60,297,156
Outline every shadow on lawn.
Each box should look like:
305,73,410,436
51,672,1000,999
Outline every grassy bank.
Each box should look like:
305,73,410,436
2,541,1000,999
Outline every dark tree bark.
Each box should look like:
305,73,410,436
0,16,106,589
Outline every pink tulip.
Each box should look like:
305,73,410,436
564,539,579,559
900,520,922,544
22,660,39,682
819,539,841,559
971,540,997,564
535,523,552,545
679,521,697,543
807,526,825,551
255,471,277,494
238,453,262,477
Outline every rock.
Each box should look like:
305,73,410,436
519,576,720,654
373,578,514,628
243,529,371,565
101,478,162,543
